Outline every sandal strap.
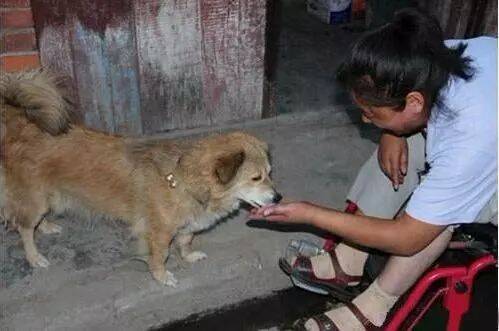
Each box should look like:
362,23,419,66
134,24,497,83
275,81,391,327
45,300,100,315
293,251,362,285
310,314,340,331
345,302,383,331
329,249,363,284
306,303,382,331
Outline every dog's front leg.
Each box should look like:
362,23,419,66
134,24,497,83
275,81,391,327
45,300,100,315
147,225,177,287
174,232,207,263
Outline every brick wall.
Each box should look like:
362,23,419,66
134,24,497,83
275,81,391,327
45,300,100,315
1,0,40,72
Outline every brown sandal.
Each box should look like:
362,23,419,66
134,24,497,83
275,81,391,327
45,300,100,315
282,249,364,302
308,313,340,331
284,250,363,285
306,302,382,331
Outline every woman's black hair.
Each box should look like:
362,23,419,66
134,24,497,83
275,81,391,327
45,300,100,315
337,8,475,110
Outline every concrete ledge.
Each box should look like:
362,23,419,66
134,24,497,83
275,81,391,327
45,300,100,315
145,106,361,139
1,111,378,330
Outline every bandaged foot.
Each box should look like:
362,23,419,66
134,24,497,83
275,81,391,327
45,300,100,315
304,280,399,330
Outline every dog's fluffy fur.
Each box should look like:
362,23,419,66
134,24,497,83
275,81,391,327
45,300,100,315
0,70,279,286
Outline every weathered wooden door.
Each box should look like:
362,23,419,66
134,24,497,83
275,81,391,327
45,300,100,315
31,0,268,135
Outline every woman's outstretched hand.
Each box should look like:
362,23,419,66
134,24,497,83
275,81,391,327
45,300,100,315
248,201,315,223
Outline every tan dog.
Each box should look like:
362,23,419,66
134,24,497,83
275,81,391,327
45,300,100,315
0,70,280,286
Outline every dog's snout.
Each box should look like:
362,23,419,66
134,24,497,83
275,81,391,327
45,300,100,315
272,192,283,203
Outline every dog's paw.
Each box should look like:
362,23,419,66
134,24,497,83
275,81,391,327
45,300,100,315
164,271,179,287
152,269,178,287
38,221,62,234
184,251,208,263
27,253,50,268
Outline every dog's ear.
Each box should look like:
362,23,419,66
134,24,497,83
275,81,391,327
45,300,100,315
214,151,245,184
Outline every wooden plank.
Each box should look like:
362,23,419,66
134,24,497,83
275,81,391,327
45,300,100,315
134,0,206,134
199,0,266,125
237,0,267,121
70,0,142,134
71,15,115,132
101,1,142,135
199,0,241,124
201,0,266,124
31,0,81,122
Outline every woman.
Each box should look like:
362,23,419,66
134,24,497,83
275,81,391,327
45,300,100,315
251,9,497,331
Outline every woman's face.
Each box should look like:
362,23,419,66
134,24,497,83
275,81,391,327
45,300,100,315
353,92,428,135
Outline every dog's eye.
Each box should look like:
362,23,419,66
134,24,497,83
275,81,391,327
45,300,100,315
252,175,262,181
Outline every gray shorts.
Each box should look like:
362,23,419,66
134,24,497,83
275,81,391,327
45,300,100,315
347,133,497,227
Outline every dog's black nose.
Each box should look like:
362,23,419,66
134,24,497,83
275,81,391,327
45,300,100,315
273,192,283,203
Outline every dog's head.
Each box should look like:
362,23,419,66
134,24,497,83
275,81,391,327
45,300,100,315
178,132,281,208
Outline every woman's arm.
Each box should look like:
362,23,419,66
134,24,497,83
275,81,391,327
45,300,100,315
250,202,445,256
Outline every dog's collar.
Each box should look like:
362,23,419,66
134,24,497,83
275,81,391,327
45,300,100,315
164,173,177,188
150,156,180,190
160,167,208,207
162,171,206,207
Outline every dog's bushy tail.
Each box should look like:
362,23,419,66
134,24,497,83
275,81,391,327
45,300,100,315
0,69,71,135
